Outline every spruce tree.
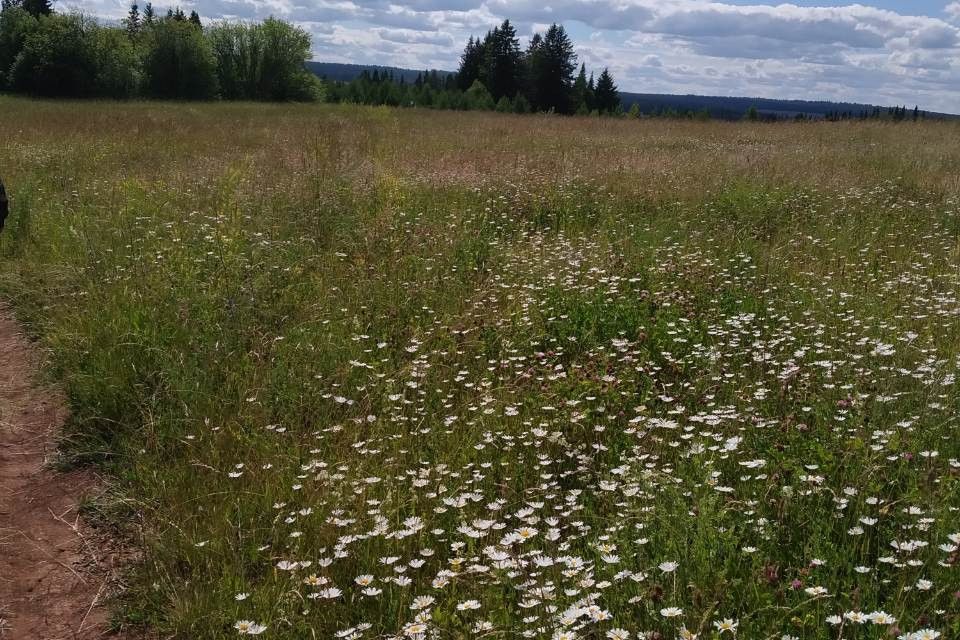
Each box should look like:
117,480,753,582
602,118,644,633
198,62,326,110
457,36,484,91
21,0,52,17
522,32,543,109
124,3,141,37
143,2,154,25
526,24,576,113
594,67,619,114
572,63,591,114
188,9,201,28
480,19,522,101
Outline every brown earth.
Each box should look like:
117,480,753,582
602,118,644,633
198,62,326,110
0,305,127,639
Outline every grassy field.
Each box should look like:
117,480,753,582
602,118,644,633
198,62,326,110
1,96,960,640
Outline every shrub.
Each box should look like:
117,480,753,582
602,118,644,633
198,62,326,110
9,13,96,96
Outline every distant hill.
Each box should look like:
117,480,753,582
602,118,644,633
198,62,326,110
619,93,956,121
308,61,956,120
306,62,453,84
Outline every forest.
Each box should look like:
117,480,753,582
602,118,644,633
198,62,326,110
0,3,619,114
0,0,321,99
326,21,620,115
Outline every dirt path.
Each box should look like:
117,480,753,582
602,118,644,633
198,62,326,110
0,305,122,639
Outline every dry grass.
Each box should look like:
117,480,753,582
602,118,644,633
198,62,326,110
1,97,960,640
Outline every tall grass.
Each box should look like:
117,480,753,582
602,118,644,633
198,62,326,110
2,97,959,639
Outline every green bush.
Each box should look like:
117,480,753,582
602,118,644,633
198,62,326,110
9,13,96,96
0,6,37,88
89,24,140,98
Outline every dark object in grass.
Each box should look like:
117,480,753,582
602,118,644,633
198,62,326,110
0,179,7,232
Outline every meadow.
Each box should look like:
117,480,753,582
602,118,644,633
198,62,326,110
1,97,959,640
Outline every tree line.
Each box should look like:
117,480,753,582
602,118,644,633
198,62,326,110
0,4,936,123
0,0,321,99
820,105,925,122
326,21,621,116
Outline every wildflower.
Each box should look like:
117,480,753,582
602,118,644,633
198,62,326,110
660,607,683,618
844,611,868,623
402,622,428,637
713,618,738,633
869,611,896,624
410,595,435,610
234,620,267,635
302,574,326,587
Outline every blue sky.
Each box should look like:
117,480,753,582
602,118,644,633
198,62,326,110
724,1,946,14
61,1,960,112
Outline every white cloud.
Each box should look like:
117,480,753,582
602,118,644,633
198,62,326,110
947,2,960,24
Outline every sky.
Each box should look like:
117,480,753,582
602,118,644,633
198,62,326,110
59,0,960,112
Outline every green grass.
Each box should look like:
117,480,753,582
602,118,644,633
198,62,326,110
1,97,960,639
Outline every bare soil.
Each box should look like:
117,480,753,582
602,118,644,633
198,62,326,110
0,305,126,639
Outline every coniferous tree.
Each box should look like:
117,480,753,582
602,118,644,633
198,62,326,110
124,3,140,38
188,10,200,28
527,23,576,113
143,2,154,25
512,93,530,113
521,32,542,108
572,63,591,114
20,0,51,17
594,67,619,114
480,19,521,101
457,35,484,91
